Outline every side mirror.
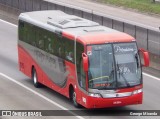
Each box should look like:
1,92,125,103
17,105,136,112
139,49,150,67
82,53,89,72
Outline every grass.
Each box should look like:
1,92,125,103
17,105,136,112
92,0,160,15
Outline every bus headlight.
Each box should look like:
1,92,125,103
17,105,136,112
89,93,102,98
132,89,143,95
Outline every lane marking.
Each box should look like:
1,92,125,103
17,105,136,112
0,19,17,27
0,73,85,119
143,73,160,81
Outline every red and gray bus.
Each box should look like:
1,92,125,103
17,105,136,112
18,10,149,108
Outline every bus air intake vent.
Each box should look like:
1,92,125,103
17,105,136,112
47,16,99,29
59,20,70,25
70,18,82,21
84,29,105,32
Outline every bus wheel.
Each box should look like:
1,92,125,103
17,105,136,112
71,89,80,108
32,68,41,88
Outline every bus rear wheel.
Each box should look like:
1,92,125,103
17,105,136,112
32,68,42,88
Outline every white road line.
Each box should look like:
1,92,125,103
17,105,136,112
0,19,17,27
143,73,160,81
0,73,85,119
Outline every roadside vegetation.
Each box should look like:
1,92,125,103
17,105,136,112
92,0,160,15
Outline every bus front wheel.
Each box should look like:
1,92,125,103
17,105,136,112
32,68,42,88
71,89,80,108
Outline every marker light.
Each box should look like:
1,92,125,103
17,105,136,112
132,89,143,95
89,93,102,98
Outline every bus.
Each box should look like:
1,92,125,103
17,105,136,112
18,10,149,108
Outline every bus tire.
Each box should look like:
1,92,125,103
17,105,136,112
32,68,42,88
71,89,80,108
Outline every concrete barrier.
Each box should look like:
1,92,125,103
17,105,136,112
136,27,148,50
19,0,26,11
73,9,83,17
64,7,73,15
40,1,48,10
0,0,6,5
124,23,135,37
12,0,19,9
33,0,41,11
83,11,93,21
102,17,113,28
148,30,160,55
25,0,33,12
47,2,56,10
93,14,103,25
6,0,12,6
113,20,124,32
56,4,65,12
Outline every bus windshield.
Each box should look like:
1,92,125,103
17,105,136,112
114,43,141,88
88,42,142,89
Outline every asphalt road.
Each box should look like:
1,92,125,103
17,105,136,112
0,19,160,119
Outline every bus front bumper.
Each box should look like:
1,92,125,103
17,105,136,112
85,92,142,109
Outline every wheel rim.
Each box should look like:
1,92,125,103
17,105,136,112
73,92,77,104
33,71,37,84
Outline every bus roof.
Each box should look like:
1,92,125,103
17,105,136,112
19,10,135,45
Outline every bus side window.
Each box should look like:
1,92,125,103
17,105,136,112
49,33,56,54
57,37,65,58
64,38,74,63
28,24,36,45
44,31,54,54
36,28,44,50
24,23,29,43
26,23,32,44
76,42,86,90
52,34,60,56
31,25,36,46
19,21,24,41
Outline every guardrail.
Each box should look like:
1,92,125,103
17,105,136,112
0,0,160,69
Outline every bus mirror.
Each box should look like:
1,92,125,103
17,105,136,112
139,49,150,67
82,53,89,72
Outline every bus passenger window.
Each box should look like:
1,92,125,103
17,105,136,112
64,38,74,62
48,38,52,52
66,52,73,62
76,42,86,90
19,21,24,41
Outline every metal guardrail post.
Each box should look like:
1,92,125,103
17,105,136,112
112,19,113,29
147,29,149,50
135,25,137,39
123,22,124,32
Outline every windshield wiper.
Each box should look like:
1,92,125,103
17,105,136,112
116,62,130,87
135,52,140,68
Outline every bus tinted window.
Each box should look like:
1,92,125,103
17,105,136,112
19,21,24,41
28,24,36,45
64,38,74,63
76,43,86,90
19,21,75,63
36,27,45,50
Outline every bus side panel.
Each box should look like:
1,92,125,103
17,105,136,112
18,43,77,98
18,44,32,78
40,60,77,98
60,61,77,97
18,44,44,83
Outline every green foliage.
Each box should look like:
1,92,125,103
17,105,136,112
96,0,160,15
